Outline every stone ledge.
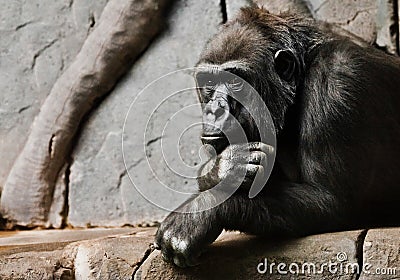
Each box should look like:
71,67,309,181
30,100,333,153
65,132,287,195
137,230,364,280
0,228,156,280
0,228,399,279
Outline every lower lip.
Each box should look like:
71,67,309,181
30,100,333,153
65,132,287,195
200,136,224,141
200,136,226,145
200,136,229,154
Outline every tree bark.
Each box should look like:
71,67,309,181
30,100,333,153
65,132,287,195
0,0,172,227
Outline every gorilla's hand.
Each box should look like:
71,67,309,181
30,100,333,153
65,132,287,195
155,193,223,267
197,142,274,191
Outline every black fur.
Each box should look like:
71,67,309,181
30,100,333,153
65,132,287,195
155,7,400,267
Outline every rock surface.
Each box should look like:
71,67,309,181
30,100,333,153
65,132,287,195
0,228,156,280
255,0,312,15
72,230,155,280
307,0,397,53
359,228,400,279
136,230,365,280
1,228,399,279
0,228,135,247
226,0,255,20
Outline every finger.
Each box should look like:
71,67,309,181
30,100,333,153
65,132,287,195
173,254,188,268
161,246,174,263
247,142,275,155
224,163,262,178
153,241,160,250
173,251,201,268
248,151,267,167
245,164,260,176
155,229,174,263
221,142,274,160
249,165,267,198
220,146,246,160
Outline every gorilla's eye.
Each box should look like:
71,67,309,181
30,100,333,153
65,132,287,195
230,77,240,84
201,77,218,98
206,79,216,87
196,73,218,89
228,77,244,91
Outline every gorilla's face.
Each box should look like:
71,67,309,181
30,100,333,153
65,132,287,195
196,15,301,139
195,67,260,154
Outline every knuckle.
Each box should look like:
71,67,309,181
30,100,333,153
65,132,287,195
246,164,259,173
153,241,161,249
261,143,274,154
257,165,265,175
162,252,171,262
221,149,232,159
171,236,189,254
161,229,172,242
250,151,265,162
251,142,262,149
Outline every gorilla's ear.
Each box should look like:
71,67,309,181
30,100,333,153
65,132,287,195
274,49,298,83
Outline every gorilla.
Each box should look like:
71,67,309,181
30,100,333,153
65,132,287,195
155,7,400,267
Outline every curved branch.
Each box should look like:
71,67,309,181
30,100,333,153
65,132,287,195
1,0,172,227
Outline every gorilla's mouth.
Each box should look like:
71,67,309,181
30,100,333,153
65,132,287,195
200,135,229,154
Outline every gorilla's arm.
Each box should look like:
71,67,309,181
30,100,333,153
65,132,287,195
155,181,342,267
220,183,342,235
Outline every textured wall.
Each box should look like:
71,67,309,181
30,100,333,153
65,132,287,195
66,0,222,227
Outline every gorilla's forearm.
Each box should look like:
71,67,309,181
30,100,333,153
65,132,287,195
219,183,343,236
156,182,343,267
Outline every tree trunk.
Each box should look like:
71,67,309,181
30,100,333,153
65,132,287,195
0,0,172,227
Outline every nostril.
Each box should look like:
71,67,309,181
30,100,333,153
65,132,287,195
215,107,225,119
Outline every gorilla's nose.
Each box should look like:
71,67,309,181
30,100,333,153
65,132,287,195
210,99,228,120
204,98,229,130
